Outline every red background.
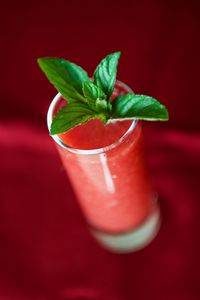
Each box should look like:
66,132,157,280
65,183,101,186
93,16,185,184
1,0,200,299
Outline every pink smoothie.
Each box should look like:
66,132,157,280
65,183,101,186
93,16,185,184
54,86,153,233
59,118,132,150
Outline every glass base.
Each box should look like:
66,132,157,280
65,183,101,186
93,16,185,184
90,203,161,253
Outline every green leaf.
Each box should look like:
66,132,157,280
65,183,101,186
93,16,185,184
112,94,169,121
93,52,121,100
50,102,107,135
82,81,106,109
96,99,108,113
37,57,89,103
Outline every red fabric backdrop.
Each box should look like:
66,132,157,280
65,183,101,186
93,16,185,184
1,0,200,299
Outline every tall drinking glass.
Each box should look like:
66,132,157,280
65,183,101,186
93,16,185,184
47,81,160,253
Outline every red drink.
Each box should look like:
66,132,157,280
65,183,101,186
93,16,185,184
47,81,160,252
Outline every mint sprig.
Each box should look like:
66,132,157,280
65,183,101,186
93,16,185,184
37,52,169,135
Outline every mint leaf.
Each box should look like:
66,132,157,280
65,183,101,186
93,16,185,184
112,94,169,121
96,99,108,113
82,81,108,112
50,102,107,135
82,81,105,107
93,52,121,100
37,57,89,103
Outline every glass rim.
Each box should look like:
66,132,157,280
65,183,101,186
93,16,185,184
47,80,138,155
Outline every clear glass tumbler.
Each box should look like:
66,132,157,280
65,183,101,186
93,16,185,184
47,81,160,253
